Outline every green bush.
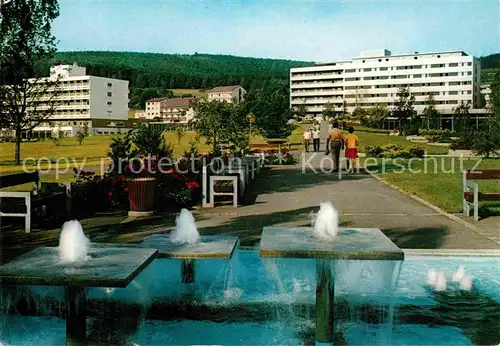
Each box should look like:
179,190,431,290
408,146,425,158
364,144,425,158
419,129,454,143
365,145,384,158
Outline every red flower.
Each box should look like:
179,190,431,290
124,188,128,193
108,192,113,197
186,181,200,190
119,175,126,183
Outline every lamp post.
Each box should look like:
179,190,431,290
246,113,256,148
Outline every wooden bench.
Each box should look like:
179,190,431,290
0,172,69,233
462,169,500,221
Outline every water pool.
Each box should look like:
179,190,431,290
1,249,499,345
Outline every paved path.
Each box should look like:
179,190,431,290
2,150,498,264
197,153,499,249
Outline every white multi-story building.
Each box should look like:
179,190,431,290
290,49,481,117
145,97,168,119
207,85,246,104
160,97,198,123
29,63,129,137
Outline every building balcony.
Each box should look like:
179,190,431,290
291,90,344,97
291,73,344,81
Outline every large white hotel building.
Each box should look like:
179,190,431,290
29,64,129,137
290,49,482,118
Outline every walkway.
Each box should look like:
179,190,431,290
1,146,498,264
196,152,499,249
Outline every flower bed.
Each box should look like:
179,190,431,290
251,148,297,165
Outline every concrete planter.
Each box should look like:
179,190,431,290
127,177,156,217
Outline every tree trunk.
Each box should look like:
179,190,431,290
15,128,22,165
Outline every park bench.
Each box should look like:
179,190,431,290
201,160,238,208
462,169,500,221
0,172,69,233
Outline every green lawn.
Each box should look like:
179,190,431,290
373,158,500,213
0,125,309,176
350,130,449,155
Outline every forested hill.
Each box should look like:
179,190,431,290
36,51,499,91
479,53,500,70
40,51,312,90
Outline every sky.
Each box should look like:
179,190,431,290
53,0,500,62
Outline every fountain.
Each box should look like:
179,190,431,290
0,220,158,345
170,208,201,244
59,220,90,263
140,209,238,286
260,202,404,346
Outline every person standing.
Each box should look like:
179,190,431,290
312,127,321,152
303,128,311,152
344,127,359,173
325,121,344,172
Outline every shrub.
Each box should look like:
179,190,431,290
420,129,454,143
365,145,384,158
364,144,424,158
408,146,425,158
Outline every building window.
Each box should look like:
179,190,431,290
414,57,418,59
107,92,112,97
437,55,441,58
380,67,388,71
107,101,112,106
449,63,458,67
467,62,472,66
107,83,112,87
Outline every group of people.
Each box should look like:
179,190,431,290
303,121,359,172
302,126,321,152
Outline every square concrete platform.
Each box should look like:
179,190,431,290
140,234,239,259
0,244,158,287
260,227,404,260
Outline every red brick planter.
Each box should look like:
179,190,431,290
127,177,156,215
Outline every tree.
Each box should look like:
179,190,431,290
453,101,470,134
76,121,89,145
131,124,166,157
50,128,65,146
489,70,500,116
341,100,348,119
322,102,336,120
470,71,500,157
175,126,185,144
365,105,390,129
392,86,417,134
194,100,247,154
295,103,307,119
0,0,60,164
423,94,440,129
239,82,292,138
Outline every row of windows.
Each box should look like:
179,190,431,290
342,81,472,89
50,110,89,115
57,80,89,86
292,90,473,99
294,61,473,77
346,72,472,82
345,100,471,106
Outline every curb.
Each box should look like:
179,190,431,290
367,171,500,246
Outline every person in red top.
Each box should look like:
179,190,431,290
344,127,359,173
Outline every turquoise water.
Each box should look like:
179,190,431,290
1,249,499,345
